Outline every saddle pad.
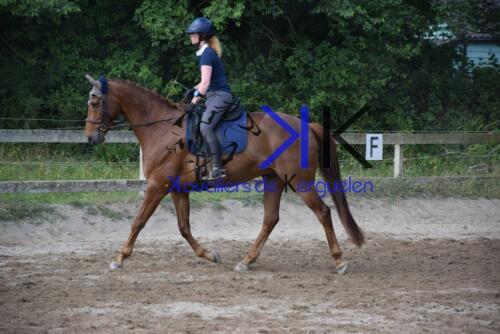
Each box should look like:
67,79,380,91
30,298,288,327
186,110,248,155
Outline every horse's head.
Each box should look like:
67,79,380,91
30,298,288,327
84,74,121,145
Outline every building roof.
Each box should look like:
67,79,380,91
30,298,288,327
461,32,500,42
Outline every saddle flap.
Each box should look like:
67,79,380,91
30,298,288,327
222,96,242,121
186,104,248,156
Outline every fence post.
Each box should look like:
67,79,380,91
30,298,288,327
138,147,146,196
394,144,403,177
139,147,145,180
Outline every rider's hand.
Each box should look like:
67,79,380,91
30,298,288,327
191,96,201,104
182,88,196,103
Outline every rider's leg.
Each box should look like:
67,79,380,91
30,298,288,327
200,91,232,177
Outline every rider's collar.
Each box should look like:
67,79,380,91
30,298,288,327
196,41,208,56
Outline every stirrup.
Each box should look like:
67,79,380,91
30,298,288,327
202,166,226,181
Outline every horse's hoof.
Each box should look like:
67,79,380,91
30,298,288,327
234,261,249,272
209,250,222,264
109,261,122,270
336,262,348,275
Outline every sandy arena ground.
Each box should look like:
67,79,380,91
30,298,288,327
0,196,499,333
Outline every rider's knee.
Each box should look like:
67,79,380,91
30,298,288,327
200,122,213,137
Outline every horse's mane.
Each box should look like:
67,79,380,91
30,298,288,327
112,79,183,110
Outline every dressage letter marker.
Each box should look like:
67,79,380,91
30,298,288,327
365,134,383,160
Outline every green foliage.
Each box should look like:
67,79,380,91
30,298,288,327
134,0,191,47
433,0,500,37
202,0,246,28
0,0,498,133
94,143,139,163
0,0,80,18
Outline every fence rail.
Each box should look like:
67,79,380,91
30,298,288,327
0,176,497,194
0,129,499,144
0,129,498,189
0,129,137,143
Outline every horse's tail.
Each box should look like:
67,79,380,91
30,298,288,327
310,123,365,247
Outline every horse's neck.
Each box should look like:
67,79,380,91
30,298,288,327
127,108,179,149
111,82,182,149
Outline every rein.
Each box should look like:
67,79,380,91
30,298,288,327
108,115,185,130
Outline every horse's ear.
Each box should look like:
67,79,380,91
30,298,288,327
85,74,101,89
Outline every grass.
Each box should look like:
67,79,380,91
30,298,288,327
1,143,499,181
0,191,142,205
0,143,139,181
0,163,137,181
0,190,265,207
0,176,497,223
0,191,264,223
0,142,498,208
183,189,264,207
337,144,499,177
95,205,123,220
0,201,62,224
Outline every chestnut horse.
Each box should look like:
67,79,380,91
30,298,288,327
84,75,364,274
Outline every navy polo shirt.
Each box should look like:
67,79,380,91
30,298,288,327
197,47,231,93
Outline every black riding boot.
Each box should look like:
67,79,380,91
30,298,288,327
203,136,226,180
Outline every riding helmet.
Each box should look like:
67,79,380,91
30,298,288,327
186,17,214,40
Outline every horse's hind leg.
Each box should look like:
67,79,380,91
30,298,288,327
171,191,222,264
110,183,167,270
296,188,347,274
234,176,285,272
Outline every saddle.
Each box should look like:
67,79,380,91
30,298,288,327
185,96,248,181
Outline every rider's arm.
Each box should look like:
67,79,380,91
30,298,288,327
192,65,212,104
197,65,212,96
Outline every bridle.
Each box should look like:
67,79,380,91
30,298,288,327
85,74,188,138
85,89,188,136
86,92,112,136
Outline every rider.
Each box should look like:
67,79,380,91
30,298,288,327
186,17,233,180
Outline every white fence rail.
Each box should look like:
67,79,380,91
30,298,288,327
0,129,498,193
1,129,499,144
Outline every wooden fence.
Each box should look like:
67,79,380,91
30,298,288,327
0,129,498,193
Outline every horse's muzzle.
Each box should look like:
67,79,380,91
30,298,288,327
88,133,105,145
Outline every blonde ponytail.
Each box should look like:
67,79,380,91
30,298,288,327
208,36,222,57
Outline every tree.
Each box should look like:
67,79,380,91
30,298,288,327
0,0,498,132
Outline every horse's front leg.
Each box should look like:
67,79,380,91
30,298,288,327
110,182,167,269
171,191,222,264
